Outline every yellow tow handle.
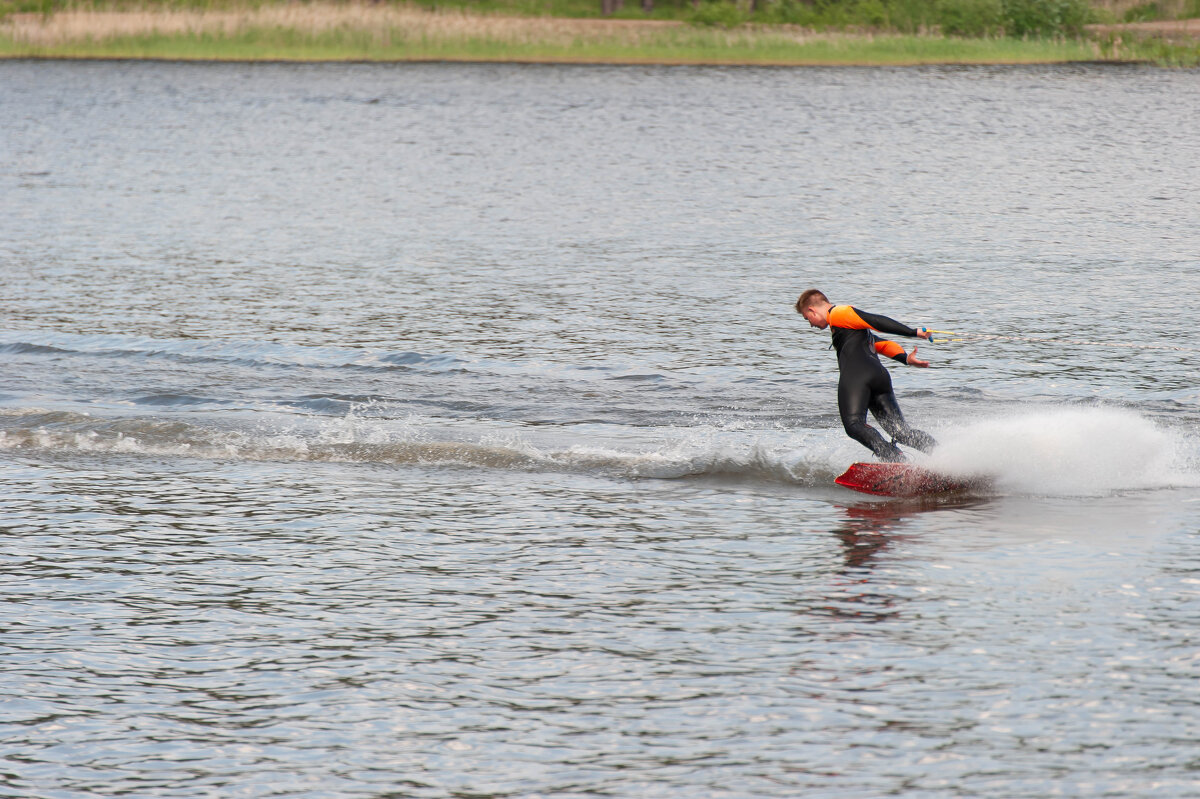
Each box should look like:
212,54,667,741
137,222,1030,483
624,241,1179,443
922,329,964,344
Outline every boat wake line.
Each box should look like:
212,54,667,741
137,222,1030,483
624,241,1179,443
1,406,1196,496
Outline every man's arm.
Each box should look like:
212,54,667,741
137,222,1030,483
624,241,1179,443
848,306,924,338
873,339,929,367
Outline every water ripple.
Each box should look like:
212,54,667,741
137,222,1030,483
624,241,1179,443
3,61,1200,799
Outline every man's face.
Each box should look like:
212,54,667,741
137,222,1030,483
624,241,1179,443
801,305,829,330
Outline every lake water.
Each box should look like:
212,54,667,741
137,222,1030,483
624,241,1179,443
2,60,1200,798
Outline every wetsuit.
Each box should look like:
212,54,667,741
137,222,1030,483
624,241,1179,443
827,305,936,462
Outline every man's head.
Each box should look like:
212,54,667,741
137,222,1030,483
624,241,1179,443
796,289,832,329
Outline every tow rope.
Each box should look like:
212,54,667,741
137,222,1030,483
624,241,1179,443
923,329,1191,352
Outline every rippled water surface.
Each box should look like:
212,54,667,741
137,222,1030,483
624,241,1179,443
2,60,1200,798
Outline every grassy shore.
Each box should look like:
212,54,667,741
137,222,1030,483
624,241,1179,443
1,3,1197,66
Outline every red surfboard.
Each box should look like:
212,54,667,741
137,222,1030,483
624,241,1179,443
835,462,972,497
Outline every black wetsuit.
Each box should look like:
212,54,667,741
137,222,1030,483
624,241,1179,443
827,305,936,462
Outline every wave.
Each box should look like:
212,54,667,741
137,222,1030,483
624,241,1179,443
0,331,765,407
0,342,76,357
0,331,695,383
1,403,1196,497
0,333,451,375
0,407,841,486
0,329,785,430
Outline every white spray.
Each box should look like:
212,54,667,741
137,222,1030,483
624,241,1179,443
923,406,1192,496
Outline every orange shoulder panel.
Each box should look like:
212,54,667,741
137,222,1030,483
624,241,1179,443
827,305,871,330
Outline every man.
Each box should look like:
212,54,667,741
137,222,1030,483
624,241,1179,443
796,289,936,462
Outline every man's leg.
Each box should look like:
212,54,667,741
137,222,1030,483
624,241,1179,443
839,380,905,461
870,391,936,453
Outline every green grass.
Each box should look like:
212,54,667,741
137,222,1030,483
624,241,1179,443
0,0,1110,29
2,1,1198,66
0,0,643,20
1096,30,1200,64
0,24,1114,64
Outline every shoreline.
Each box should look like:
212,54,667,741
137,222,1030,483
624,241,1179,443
2,5,1197,66
0,53,1154,67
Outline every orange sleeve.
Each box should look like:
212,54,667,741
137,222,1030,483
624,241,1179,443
874,340,907,361
827,305,872,330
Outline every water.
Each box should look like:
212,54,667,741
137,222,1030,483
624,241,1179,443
2,60,1200,798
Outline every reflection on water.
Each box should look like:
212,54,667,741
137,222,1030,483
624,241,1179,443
820,499,968,624
832,501,913,572
830,496,992,571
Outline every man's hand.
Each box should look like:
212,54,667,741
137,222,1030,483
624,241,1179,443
916,326,931,340
906,345,930,368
